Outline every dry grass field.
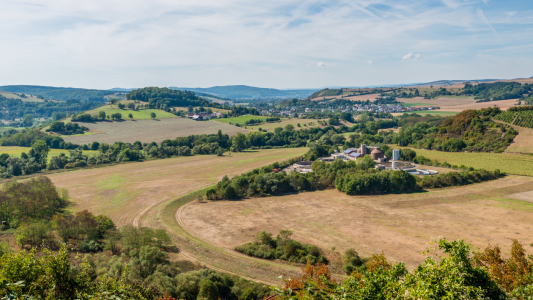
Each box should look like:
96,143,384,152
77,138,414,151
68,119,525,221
505,126,533,154
48,148,307,227
47,148,308,284
180,176,533,268
62,118,248,144
398,97,518,112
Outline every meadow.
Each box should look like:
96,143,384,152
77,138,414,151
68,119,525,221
0,91,43,102
392,111,458,117
214,116,323,131
47,148,308,284
0,146,98,159
84,106,176,120
505,126,533,154
394,146,533,176
63,118,248,144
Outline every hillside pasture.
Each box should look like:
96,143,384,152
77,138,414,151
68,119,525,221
84,106,177,120
0,146,98,159
0,91,43,102
311,93,381,102
180,175,533,268
214,116,321,132
393,146,533,176
63,118,248,144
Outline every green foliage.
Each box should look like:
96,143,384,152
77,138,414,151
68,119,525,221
47,121,88,135
494,106,533,128
127,87,208,108
0,177,66,229
343,248,364,275
235,230,327,264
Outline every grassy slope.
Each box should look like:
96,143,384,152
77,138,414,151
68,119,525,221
0,146,98,161
86,106,176,120
0,91,43,102
393,146,533,176
214,116,322,131
392,111,459,117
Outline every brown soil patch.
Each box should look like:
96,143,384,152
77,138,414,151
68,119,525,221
180,176,533,268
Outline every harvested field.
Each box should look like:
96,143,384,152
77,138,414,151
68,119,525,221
47,148,307,227
505,126,533,154
393,146,533,176
398,97,518,112
47,148,308,284
392,111,458,117
62,118,248,144
181,175,533,268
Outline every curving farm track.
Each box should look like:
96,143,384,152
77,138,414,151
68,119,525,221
48,148,307,284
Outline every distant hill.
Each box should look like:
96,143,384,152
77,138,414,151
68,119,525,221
169,85,319,100
0,85,117,102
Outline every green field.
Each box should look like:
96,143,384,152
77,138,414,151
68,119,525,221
214,115,267,125
393,146,533,176
84,106,176,120
0,146,98,161
394,110,458,117
401,103,433,107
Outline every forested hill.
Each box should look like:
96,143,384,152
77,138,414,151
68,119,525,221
169,85,319,99
126,87,209,108
0,85,116,102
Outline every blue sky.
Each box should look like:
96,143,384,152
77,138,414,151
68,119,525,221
0,0,532,89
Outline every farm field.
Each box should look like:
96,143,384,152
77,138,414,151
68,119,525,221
82,106,176,120
214,115,267,125
0,91,43,102
0,146,98,159
505,126,533,154
393,146,533,176
63,118,248,144
214,116,321,131
174,106,231,113
47,148,308,283
398,96,518,112
392,111,458,117
180,175,533,268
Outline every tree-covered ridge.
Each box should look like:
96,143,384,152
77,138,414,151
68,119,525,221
463,81,532,102
0,85,116,102
394,108,517,152
0,96,102,126
126,87,209,108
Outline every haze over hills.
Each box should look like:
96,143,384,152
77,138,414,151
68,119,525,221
1,78,530,102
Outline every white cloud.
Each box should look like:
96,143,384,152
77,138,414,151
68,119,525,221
402,53,421,60
317,62,327,67
364,60,373,65
0,0,531,88
482,0,489,4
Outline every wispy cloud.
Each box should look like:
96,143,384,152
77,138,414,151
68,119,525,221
476,8,501,42
0,0,531,88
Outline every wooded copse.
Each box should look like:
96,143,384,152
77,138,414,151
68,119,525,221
206,150,503,200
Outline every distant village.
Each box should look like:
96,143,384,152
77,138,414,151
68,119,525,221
259,103,438,117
